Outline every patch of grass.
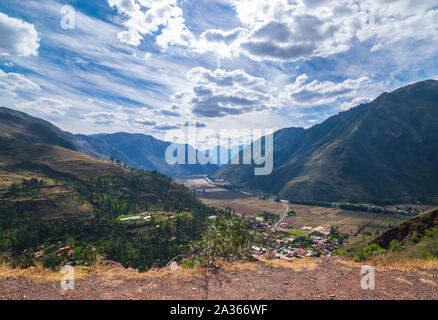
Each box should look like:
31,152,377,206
182,261,194,269
287,229,309,236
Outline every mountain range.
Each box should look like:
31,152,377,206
0,107,217,176
1,79,438,204
214,79,438,204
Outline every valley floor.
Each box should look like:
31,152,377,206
1,257,437,300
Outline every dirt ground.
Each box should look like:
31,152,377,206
1,257,437,300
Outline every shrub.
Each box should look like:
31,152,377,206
415,228,438,259
43,255,63,270
190,214,258,268
11,252,35,269
354,244,386,262
332,249,347,256
389,239,402,251
419,251,433,260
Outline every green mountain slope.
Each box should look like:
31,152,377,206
0,124,215,270
343,207,438,263
215,80,438,203
372,207,438,249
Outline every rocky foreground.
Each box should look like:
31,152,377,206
0,257,437,300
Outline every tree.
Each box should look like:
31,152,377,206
190,214,258,267
190,214,258,299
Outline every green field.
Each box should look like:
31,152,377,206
287,229,309,236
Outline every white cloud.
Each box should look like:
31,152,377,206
18,97,71,117
116,29,143,46
107,0,194,49
83,111,128,125
1,0,436,140
193,28,247,58
282,74,372,107
156,15,194,50
0,70,40,97
152,123,180,131
356,0,438,48
193,0,438,62
0,12,39,56
339,96,373,111
194,0,355,61
173,67,279,118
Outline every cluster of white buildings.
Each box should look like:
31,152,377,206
119,212,152,222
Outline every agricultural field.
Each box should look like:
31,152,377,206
287,229,310,236
282,204,408,235
179,176,411,235
201,195,285,216
177,176,281,215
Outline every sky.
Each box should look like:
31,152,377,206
0,0,438,145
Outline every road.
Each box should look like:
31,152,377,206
271,202,289,231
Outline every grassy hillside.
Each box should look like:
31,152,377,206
372,208,438,249
338,208,438,264
0,135,217,271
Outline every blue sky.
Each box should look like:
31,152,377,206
0,0,438,144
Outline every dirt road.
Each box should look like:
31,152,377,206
271,202,289,230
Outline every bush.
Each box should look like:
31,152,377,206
43,255,63,270
419,251,433,260
259,211,278,223
414,228,438,259
190,214,258,267
354,244,386,262
389,239,402,251
332,249,347,256
11,252,35,269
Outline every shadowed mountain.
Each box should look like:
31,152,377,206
90,132,218,176
215,80,438,203
0,107,76,151
0,107,218,176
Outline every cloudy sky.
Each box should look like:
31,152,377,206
0,0,438,144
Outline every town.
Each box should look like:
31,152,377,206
246,208,345,261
